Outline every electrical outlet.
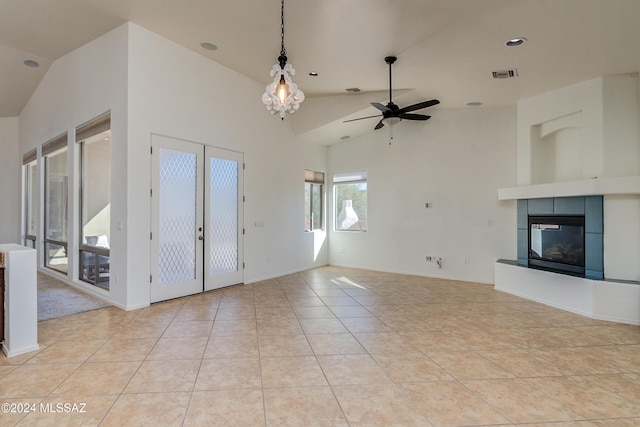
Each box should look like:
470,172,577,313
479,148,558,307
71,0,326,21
425,256,432,261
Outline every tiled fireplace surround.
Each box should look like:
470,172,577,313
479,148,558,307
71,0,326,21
495,73,640,325
517,196,603,280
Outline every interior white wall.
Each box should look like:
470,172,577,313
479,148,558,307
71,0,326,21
9,24,638,312
603,73,640,177
518,73,640,186
15,22,328,310
0,117,20,243
547,127,583,182
18,24,129,306
328,108,517,284
125,24,328,308
604,195,640,282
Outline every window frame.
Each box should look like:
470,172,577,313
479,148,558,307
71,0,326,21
333,170,368,232
304,169,324,232
76,112,111,290
22,150,37,249
42,134,69,274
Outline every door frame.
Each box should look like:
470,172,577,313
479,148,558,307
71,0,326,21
150,134,244,303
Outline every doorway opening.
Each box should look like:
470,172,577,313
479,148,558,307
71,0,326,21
150,135,244,303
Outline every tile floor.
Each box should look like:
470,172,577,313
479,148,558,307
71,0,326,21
1,266,639,426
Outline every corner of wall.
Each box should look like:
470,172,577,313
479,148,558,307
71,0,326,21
0,117,21,243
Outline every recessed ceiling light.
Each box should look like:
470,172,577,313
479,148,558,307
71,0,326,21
24,59,39,68
309,71,318,76
200,42,218,51
340,135,350,140
506,37,527,47
466,101,483,107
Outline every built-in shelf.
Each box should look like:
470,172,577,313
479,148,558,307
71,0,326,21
498,176,640,200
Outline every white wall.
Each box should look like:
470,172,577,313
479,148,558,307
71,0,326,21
604,195,640,282
328,108,517,284
518,74,640,186
19,24,129,306
18,23,328,309
125,24,328,307
0,117,20,243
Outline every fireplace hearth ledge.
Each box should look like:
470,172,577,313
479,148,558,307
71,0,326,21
494,260,640,326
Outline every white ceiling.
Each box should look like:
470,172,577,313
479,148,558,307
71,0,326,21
2,0,640,143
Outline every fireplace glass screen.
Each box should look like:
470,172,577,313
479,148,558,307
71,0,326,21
529,215,585,276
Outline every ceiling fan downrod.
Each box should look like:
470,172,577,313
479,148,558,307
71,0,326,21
385,56,397,103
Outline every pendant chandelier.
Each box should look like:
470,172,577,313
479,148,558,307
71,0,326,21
261,0,304,120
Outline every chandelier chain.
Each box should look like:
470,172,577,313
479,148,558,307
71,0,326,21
280,0,286,57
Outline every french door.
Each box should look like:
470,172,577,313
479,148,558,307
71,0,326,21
150,135,244,303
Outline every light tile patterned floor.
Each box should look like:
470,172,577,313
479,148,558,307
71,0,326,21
1,266,639,426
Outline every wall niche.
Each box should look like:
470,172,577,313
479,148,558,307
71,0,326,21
517,73,640,186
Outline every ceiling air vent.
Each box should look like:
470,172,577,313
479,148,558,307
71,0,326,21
345,88,361,93
492,69,518,79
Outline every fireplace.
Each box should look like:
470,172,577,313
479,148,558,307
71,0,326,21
528,215,585,276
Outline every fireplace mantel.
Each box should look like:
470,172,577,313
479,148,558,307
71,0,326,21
498,176,640,200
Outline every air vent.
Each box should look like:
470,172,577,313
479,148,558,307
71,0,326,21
492,69,518,79
345,88,361,93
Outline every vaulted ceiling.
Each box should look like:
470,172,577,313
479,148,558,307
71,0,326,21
2,0,640,143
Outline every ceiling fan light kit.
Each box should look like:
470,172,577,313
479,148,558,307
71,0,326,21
381,116,402,126
261,0,304,120
343,56,439,131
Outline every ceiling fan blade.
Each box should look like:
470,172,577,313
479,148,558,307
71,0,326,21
343,114,381,123
397,99,440,114
398,113,431,121
371,102,391,112
374,120,385,130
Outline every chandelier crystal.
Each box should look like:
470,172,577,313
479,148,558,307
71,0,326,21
262,0,304,120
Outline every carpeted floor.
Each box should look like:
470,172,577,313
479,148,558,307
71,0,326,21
37,272,111,321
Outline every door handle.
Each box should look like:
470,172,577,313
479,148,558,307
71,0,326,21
198,236,204,240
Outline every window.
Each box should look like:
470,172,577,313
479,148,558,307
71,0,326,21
334,170,367,231
43,134,69,274
23,150,37,248
77,113,111,290
304,169,324,231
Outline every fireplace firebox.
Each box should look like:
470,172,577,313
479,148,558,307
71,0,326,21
528,215,585,276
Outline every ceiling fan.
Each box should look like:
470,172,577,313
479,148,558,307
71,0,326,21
344,56,439,130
